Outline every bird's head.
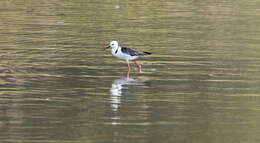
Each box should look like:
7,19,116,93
106,41,119,49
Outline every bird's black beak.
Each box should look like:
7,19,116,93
105,45,111,50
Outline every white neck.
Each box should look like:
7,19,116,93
111,46,120,55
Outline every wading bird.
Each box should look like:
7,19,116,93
106,41,151,73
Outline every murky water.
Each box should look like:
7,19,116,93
1,0,260,143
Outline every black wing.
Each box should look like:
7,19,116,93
121,46,151,56
121,46,140,56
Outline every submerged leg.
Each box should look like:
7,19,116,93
133,61,142,73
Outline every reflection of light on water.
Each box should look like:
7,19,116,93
111,117,121,125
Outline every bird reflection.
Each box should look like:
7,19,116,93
110,72,147,112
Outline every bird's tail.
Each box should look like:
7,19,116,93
140,51,152,55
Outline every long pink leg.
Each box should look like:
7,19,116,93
127,61,131,72
133,61,142,73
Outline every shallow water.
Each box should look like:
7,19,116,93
1,0,260,143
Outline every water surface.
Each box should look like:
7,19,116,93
1,0,260,143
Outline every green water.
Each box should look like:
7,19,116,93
1,0,260,143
